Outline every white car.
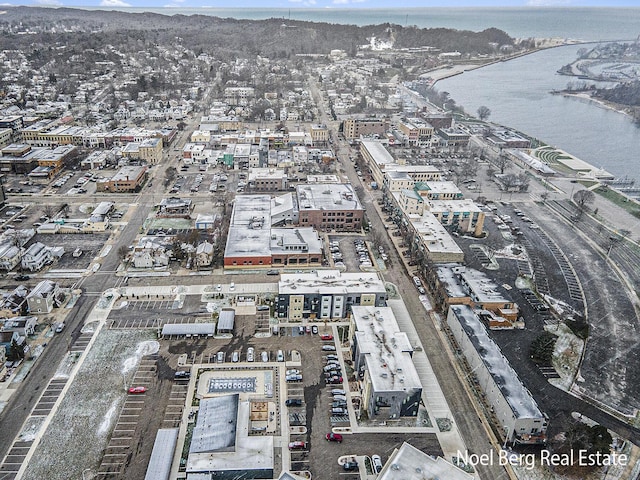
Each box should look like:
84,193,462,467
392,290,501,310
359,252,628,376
247,347,255,362
372,455,383,473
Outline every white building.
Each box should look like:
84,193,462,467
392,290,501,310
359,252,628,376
446,305,548,445
379,442,473,480
21,242,52,272
351,306,422,419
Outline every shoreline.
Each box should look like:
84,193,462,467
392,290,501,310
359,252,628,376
428,40,586,87
553,91,635,119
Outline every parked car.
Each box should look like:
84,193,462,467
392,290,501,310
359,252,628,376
286,369,300,375
266,269,279,275
246,347,254,362
320,334,333,341
232,351,239,362
174,370,191,379
311,325,318,335
372,455,383,473
54,322,65,333
331,389,346,395
326,355,339,361
332,401,347,408
286,374,302,382
261,351,269,362
15,274,30,281
326,433,343,443
288,441,307,450
277,350,285,362
331,407,347,415
333,395,347,401
327,376,343,384
286,399,303,407
343,461,358,471
217,351,225,363
128,386,147,394
322,345,336,351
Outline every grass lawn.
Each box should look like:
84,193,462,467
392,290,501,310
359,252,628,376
594,186,640,218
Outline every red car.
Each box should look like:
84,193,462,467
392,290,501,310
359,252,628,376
321,334,334,341
128,386,147,394
288,441,307,450
326,433,343,443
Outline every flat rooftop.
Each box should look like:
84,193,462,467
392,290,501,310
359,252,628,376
279,270,385,295
296,183,363,211
352,306,421,394
111,165,146,182
450,305,544,419
361,140,395,166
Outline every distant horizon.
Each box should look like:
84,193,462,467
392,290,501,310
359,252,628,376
3,1,640,11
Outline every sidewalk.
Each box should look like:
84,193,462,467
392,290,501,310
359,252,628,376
386,298,470,465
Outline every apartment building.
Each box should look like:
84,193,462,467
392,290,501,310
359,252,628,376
277,270,387,320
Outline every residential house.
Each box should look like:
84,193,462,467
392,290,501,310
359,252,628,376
0,285,29,318
195,241,214,268
1,315,37,336
27,280,60,314
21,242,52,272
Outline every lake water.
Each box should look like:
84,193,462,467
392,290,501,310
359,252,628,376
437,44,640,183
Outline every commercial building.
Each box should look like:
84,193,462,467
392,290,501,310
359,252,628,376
224,195,322,270
447,305,548,445
379,442,473,480
427,265,520,327
277,270,387,320
157,198,194,218
121,137,163,164
185,394,274,479
397,117,435,147
437,127,470,150
96,165,147,193
342,117,388,141
351,306,422,419
248,168,287,191
296,183,364,232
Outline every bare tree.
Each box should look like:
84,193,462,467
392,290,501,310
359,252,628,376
573,189,595,211
477,105,491,121
495,152,510,174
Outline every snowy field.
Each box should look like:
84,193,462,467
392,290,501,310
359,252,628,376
21,329,157,480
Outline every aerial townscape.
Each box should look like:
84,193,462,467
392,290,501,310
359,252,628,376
0,5,639,480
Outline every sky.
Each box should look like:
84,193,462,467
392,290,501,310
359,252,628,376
5,0,640,9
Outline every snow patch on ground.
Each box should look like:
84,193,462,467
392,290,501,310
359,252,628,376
98,400,119,437
547,323,584,391
54,353,78,379
121,340,159,375
206,302,220,313
81,321,99,334
19,417,45,442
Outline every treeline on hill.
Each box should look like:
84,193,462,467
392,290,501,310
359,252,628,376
0,6,515,58
594,80,640,124
595,80,640,107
